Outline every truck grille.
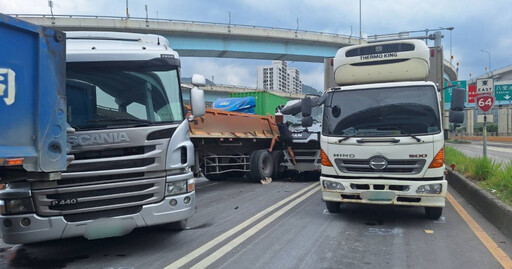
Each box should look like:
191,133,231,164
32,178,165,216
335,159,425,174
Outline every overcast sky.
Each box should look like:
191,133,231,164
2,0,511,90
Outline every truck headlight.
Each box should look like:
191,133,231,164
166,179,195,196
416,184,442,194
322,180,345,191
0,198,35,215
166,181,187,196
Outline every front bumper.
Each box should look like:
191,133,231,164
320,175,446,207
0,192,195,244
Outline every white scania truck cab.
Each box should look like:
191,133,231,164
0,31,206,244
319,39,463,219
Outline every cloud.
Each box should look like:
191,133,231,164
4,0,512,82
181,58,257,87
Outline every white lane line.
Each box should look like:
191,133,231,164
463,144,512,153
164,182,319,269
190,186,320,269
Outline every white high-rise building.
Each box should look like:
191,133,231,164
257,61,302,94
287,68,302,94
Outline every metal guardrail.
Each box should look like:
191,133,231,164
10,14,356,40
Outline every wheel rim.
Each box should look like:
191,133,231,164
261,154,272,176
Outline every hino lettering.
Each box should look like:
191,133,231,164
68,132,130,146
333,153,355,158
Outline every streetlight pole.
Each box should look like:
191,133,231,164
359,0,362,44
481,49,491,74
447,27,454,62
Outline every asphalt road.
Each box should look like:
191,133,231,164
1,177,512,269
448,141,512,164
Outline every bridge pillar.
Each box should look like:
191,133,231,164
466,109,474,136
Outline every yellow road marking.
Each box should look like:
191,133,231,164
165,182,319,269
447,192,512,269
191,186,320,269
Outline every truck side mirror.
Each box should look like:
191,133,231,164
302,116,313,128
449,87,465,124
449,111,464,124
190,85,205,119
450,87,465,111
191,74,206,87
301,96,312,117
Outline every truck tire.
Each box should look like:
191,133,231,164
270,150,284,180
248,150,273,182
163,219,187,230
326,201,341,213
424,207,443,220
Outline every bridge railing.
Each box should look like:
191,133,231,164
10,14,356,39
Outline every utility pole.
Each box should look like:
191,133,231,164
126,0,130,19
483,115,487,158
481,49,491,74
48,0,55,24
447,27,454,62
359,0,362,44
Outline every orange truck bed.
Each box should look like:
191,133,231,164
189,108,279,139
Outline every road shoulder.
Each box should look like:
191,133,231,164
447,170,512,240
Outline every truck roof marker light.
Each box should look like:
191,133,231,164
428,148,444,168
4,158,24,166
321,149,333,167
430,49,435,57
330,58,334,66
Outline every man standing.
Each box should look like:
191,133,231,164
269,120,297,165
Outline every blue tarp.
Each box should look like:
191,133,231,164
212,97,256,114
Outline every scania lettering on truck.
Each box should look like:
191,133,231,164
318,40,463,219
0,30,205,244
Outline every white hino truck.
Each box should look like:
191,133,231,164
316,39,464,219
0,17,206,244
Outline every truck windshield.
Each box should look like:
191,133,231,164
66,61,183,130
323,85,440,137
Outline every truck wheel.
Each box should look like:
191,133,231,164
248,150,274,182
326,201,341,213
163,219,187,230
270,150,284,180
425,207,443,220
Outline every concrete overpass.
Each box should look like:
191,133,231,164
15,15,361,63
15,15,458,80
181,83,304,106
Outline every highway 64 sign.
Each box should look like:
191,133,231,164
476,95,495,112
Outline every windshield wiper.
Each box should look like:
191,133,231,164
87,118,153,124
338,134,361,143
392,126,422,142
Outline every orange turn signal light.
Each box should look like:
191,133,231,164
321,149,333,167
4,158,24,166
428,148,444,168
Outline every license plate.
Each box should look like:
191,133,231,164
360,191,396,202
84,218,136,240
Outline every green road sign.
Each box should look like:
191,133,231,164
444,80,467,103
495,84,512,101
